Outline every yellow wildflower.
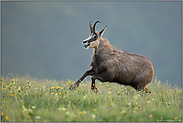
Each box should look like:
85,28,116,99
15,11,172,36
27,81,29,83
175,117,177,120
18,89,21,92
10,91,12,94
117,92,120,94
28,115,30,119
93,109,97,111
168,102,170,105
68,82,70,84
2,83,4,85
159,102,161,104
10,94,12,97
14,94,16,96
12,79,14,82
59,92,61,95
79,112,82,114
29,85,31,87
110,103,113,106
38,84,39,86
10,83,12,86
1,112,4,116
24,108,27,114
5,116,9,120
143,91,146,93
69,101,71,103
1,78,2,81
149,114,153,118
78,89,79,92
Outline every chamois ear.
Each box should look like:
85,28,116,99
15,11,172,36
99,26,107,38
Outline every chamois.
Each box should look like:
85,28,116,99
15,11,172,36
70,20,154,93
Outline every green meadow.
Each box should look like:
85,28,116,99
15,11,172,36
1,75,182,122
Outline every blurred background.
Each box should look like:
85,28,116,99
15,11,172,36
1,1,182,87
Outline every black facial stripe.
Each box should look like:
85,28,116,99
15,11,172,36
84,43,90,48
88,38,97,43
83,38,96,44
83,41,88,44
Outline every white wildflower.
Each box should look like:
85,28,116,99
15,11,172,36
32,106,36,109
92,114,96,119
58,107,66,111
35,116,41,120
66,111,70,115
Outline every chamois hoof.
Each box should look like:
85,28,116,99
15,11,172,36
144,89,151,93
91,86,98,93
69,85,76,90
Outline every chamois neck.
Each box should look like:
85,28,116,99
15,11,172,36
95,38,113,53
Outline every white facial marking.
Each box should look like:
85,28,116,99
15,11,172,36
83,35,92,42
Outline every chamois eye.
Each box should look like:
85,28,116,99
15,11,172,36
94,35,97,38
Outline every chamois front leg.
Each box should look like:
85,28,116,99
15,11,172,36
69,69,94,90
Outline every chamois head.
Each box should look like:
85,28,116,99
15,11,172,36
83,20,107,49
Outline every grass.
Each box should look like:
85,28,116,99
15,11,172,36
1,75,182,122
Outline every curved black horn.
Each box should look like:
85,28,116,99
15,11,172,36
89,20,93,33
93,21,101,33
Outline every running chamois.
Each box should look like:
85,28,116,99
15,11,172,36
70,20,154,93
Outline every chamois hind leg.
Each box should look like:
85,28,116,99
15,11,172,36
69,69,94,90
91,74,109,93
91,77,98,93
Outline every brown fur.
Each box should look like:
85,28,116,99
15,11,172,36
70,21,154,93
